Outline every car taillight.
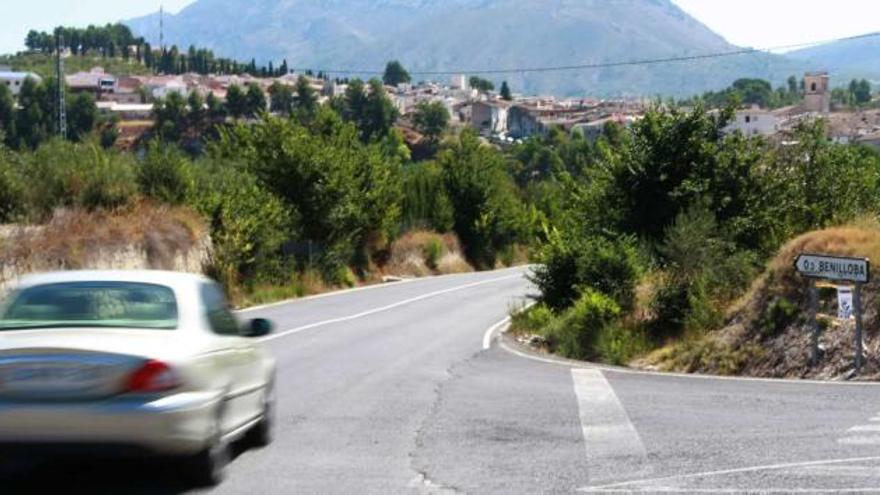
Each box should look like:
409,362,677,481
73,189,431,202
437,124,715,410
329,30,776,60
126,360,181,393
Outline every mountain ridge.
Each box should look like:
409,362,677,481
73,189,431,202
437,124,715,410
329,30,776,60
127,0,810,96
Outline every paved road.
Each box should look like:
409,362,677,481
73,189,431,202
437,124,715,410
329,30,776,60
7,266,880,493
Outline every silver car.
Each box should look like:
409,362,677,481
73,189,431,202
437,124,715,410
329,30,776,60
0,270,276,486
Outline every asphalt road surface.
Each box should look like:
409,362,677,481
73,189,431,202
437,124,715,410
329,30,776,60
7,266,880,494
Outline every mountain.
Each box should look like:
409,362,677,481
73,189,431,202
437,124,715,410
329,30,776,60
127,0,806,97
787,34,880,84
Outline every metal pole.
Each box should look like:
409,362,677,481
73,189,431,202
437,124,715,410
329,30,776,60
809,281,819,366
854,282,864,374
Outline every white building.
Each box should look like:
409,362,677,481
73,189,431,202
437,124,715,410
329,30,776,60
450,74,468,90
0,71,42,96
471,100,510,135
725,107,779,137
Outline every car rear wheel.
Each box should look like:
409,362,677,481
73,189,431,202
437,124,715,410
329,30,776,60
188,418,229,487
248,382,275,448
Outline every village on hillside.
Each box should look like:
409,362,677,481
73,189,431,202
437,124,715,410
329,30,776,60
2,59,878,151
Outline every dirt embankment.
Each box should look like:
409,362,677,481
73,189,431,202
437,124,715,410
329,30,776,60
641,222,880,380
384,231,473,278
0,204,211,291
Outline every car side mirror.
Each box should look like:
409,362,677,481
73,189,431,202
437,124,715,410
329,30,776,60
242,318,273,338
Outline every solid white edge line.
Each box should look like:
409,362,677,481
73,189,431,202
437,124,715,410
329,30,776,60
239,265,534,313
577,455,880,492
497,334,880,387
482,301,538,350
257,273,524,343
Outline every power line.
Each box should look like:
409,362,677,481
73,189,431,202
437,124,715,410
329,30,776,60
292,31,880,77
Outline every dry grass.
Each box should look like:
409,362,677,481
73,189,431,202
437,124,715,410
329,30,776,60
0,203,209,285
385,230,473,277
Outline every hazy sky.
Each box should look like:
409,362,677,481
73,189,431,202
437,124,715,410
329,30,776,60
0,1,878,56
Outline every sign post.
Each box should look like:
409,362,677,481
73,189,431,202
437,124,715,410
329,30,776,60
795,253,870,375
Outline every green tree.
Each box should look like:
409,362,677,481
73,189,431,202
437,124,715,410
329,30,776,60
294,76,318,119
226,84,248,119
245,83,267,118
438,129,528,267
412,101,450,143
187,91,206,131
153,92,188,142
268,82,294,115
67,92,97,141
469,77,495,93
0,83,15,147
382,60,411,86
362,79,398,142
14,77,50,149
206,92,226,124
138,142,193,204
500,81,513,101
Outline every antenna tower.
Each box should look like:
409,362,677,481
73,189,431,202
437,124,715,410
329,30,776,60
56,32,67,138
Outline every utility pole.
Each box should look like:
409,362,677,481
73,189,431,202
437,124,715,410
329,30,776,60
56,32,67,139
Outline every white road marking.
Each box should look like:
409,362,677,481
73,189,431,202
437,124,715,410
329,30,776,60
848,424,880,433
571,368,651,483
578,456,880,492
258,273,523,343
481,300,537,350
481,317,511,350
499,338,880,387
239,266,531,313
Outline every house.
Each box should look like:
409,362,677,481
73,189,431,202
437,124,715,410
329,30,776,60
471,100,511,135
145,76,189,99
725,107,779,137
66,67,117,97
0,71,42,96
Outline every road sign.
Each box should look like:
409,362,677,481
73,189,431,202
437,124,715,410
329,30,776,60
838,286,854,320
794,254,870,283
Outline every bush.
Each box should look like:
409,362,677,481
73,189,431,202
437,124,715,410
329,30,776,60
188,159,291,291
138,143,193,205
510,303,555,335
595,324,650,366
423,237,443,270
543,289,620,360
23,139,138,218
759,297,798,338
532,231,641,312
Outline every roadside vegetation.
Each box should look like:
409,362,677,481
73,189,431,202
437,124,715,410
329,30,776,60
510,104,880,374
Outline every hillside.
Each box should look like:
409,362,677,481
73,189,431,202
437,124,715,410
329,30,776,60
788,34,880,84
127,0,805,97
642,222,880,380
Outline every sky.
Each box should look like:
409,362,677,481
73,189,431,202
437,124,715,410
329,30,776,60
0,1,878,56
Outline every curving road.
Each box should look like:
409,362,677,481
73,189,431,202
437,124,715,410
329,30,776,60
7,266,880,494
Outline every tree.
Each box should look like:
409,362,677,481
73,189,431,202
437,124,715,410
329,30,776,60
439,129,528,267
14,77,50,149
854,79,872,105
245,83,267,118
226,84,248,119
787,75,799,96
268,82,294,115
0,83,15,147
206,92,226,124
153,92,188,142
382,60,411,86
500,81,513,101
187,91,206,131
294,76,318,119
469,76,494,93
67,92,97,141
412,101,449,143
363,79,398,142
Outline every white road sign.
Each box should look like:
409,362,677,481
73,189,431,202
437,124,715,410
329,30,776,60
795,254,870,283
838,287,854,320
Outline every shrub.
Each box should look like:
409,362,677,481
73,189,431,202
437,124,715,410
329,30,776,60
188,159,291,291
759,297,798,338
510,303,555,335
532,231,641,312
424,237,443,270
543,289,621,360
595,324,650,366
138,143,193,205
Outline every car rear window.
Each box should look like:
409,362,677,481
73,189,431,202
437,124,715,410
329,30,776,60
0,282,179,331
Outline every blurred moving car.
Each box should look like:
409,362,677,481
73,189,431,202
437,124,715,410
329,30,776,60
0,271,276,486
